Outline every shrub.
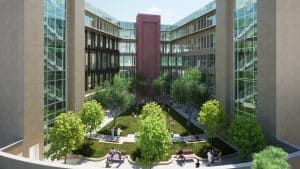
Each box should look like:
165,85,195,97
228,114,265,161
252,146,290,169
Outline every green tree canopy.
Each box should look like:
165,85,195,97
131,72,148,97
137,103,172,166
93,73,135,126
198,99,227,139
171,67,206,126
80,100,104,134
252,146,290,169
152,72,172,97
228,114,265,161
45,112,85,164
140,102,164,120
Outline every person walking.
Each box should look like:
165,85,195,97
207,150,213,166
111,127,115,140
195,159,200,168
217,149,222,161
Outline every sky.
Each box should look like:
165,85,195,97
86,0,214,25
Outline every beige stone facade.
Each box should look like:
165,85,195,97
0,0,44,159
0,0,85,159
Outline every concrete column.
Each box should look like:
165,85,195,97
67,0,85,113
275,0,300,148
258,0,300,148
215,0,234,119
0,0,44,159
257,0,277,145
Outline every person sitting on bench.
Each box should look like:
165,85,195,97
117,150,122,161
107,148,116,164
178,149,185,161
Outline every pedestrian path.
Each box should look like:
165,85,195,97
88,133,207,144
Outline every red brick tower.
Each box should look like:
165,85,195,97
136,14,161,96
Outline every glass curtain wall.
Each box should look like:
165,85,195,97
44,0,67,148
119,22,136,76
234,0,257,116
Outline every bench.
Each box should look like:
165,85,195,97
107,156,125,163
176,150,194,162
106,151,127,164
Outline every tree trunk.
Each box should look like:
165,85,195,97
64,155,67,164
113,109,116,127
110,105,116,127
113,112,116,127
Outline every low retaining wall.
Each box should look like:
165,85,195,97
1,149,300,169
288,151,300,169
0,151,72,169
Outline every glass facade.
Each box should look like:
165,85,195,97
234,0,257,116
83,1,216,94
44,0,67,148
119,22,136,75
85,0,119,25
120,22,136,40
173,1,216,29
171,13,216,40
85,12,119,37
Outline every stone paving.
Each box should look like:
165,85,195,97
89,133,207,144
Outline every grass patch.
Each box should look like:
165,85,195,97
98,111,141,136
167,107,202,135
98,105,203,136
74,138,236,159
73,139,138,158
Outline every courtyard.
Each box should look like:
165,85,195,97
71,102,237,168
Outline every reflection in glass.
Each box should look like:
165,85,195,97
234,0,257,116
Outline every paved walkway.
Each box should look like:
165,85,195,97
49,155,239,169
88,133,207,144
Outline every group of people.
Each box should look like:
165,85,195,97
207,148,222,165
106,148,123,164
177,149,201,168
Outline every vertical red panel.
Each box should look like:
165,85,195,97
136,14,161,96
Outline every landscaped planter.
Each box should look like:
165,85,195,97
127,155,174,165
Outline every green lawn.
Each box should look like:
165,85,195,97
73,139,138,158
75,104,236,161
98,107,203,136
74,138,236,159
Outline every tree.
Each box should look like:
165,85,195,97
171,67,206,126
252,146,290,169
198,99,227,141
45,112,85,164
152,72,172,100
93,73,135,127
140,102,165,120
228,114,265,161
132,72,148,97
80,100,104,134
137,103,172,166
